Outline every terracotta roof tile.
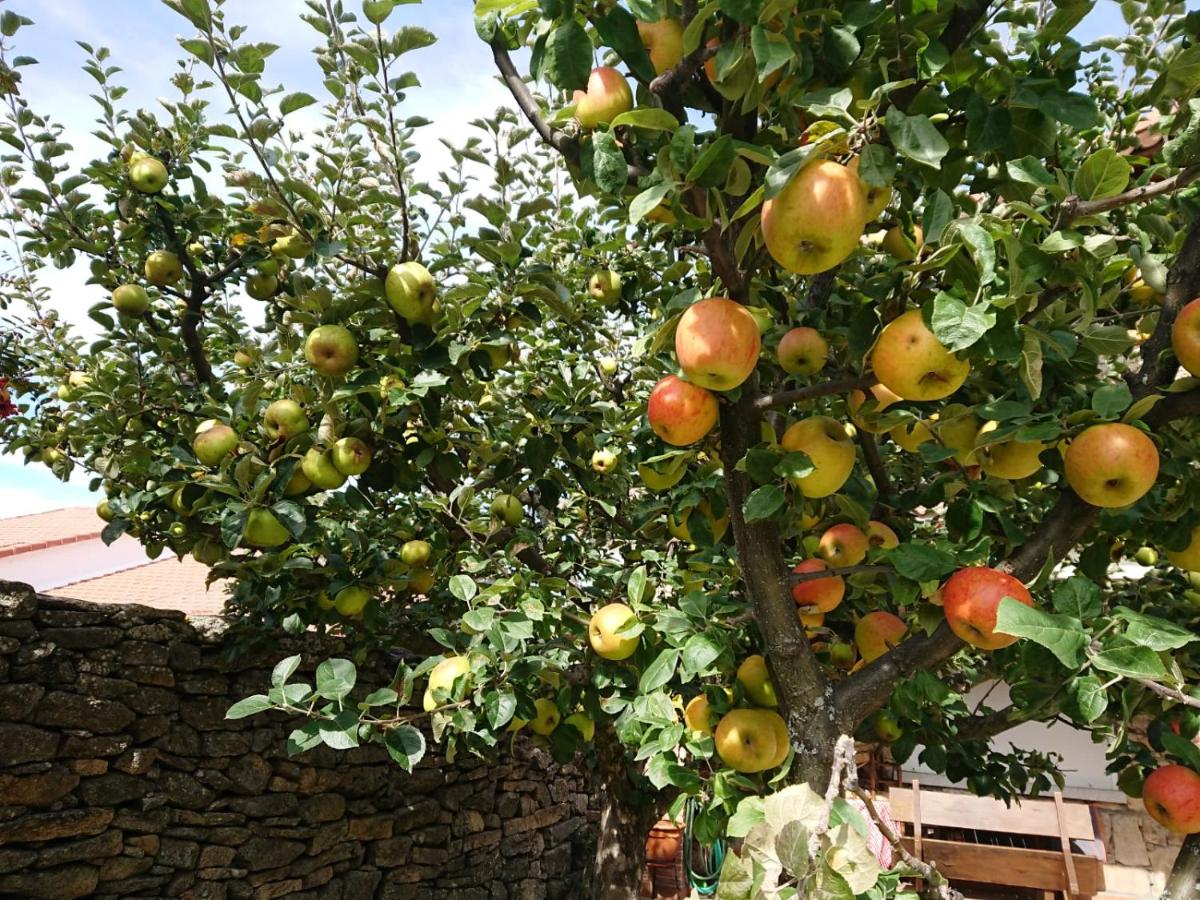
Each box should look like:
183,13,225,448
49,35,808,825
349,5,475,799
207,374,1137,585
47,556,229,617
0,506,105,557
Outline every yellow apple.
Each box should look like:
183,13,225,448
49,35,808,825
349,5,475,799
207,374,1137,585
588,602,639,660
848,383,902,434
890,417,935,453
529,698,561,736
574,67,633,129
334,585,371,617
684,694,714,735
780,416,856,498
976,420,1047,480
242,509,290,549
882,224,923,261
762,160,867,275
777,326,828,376
385,261,437,322
564,711,595,742
1064,423,1159,508
423,656,472,711
637,18,684,75
865,520,900,550
1167,525,1200,571
736,654,777,707
714,709,779,773
871,309,969,402
674,297,761,391
936,405,980,466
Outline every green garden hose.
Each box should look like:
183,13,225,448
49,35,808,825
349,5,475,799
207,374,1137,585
683,798,726,896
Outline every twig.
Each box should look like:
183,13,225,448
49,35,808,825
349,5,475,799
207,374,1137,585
1135,678,1200,710
1059,165,1200,226
649,45,717,96
791,564,889,584
857,430,895,507
754,374,874,410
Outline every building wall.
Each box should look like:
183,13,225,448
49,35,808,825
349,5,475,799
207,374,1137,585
0,580,598,899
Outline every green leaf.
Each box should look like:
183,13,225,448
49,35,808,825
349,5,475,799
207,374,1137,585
726,797,765,838
775,451,814,482
681,633,723,675
922,189,953,244
639,648,680,693
956,222,997,285
750,25,793,82
362,687,399,706
592,130,629,195
1073,148,1131,201
994,598,1087,668
272,655,301,687
318,709,360,749
1089,641,1168,680
226,694,272,719
628,565,649,605
541,18,591,91
857,144,895,188
1051,576,1102,620
744,485,786,522
1165,46,1200,101
1163,98,1200,168
449,574,478,602
1091,383,1133,418
609,108,679,132
593,6,656,84
280,92,318,115
930,293,995,351
630,182,674,225
688,135,736,189
384,724,426,772
484,689,517,729
1113,607,1199,651
1069,675,1108,724
1006,156,1056,186
1163,731,1200,773
1020,329,1044,400
887,544,957,581
885,107,949,168
315,658,357,700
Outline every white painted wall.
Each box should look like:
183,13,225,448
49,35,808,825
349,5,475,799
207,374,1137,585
904,682,1125,802
0,535,152,592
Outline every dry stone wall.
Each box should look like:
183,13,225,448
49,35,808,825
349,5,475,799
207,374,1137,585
0,580,598,899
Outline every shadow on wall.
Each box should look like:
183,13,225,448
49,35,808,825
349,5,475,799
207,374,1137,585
0,580,598,899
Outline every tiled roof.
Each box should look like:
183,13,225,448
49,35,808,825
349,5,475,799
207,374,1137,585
47,556,229,617
0,506,105,558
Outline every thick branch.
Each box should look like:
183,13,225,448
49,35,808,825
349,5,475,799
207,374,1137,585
1164,833,1200,900
754,374,873,411
1133,218,1200,394
1059,165,1200,226
649,45,717,97
157,208,215,388
857,430,895,508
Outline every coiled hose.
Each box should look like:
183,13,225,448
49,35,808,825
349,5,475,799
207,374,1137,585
683,797,725,896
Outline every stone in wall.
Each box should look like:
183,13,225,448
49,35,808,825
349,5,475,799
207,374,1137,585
0,580,600,899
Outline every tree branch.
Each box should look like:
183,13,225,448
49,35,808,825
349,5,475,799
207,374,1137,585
649,44,717,97
891,0,993,111
156,208,215,388
754,374,874,411
857,430,895,508
1135,678,1200,710
791,564,889,585
1059,165,1200,226
1164,833,1200,900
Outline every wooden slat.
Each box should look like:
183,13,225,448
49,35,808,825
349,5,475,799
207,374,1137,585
899,838,1105,894
912,779,923,863
888,787,1097,840
1054,791,1080,897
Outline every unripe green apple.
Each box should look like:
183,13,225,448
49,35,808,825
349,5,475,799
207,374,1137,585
145,250,183,286
272,231,312,259
400,539,432,567
334,585,371,616
129,156,168,194
96,499,114,522
302,447,348,490
112,284,150,317
246,271,279,300
490,493,524,526
587,270,622,305
332,436,373,476
263,399,309,441
874,710,903,742
385,260,437,322
591,449,618,474
304,325,359,377
192,538,225,565
598,357,618,376
1135,546,1159,566
243,509,290,548
192,423,238,466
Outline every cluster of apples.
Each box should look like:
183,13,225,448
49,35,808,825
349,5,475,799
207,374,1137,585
682,656,789,774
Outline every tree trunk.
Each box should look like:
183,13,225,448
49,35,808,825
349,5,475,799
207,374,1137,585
591,718,662,900
1164,834,1200,899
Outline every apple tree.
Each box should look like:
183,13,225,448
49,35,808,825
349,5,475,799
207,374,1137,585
6,0,1200,896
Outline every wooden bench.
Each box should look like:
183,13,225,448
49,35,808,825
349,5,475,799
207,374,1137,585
888,781,1107,899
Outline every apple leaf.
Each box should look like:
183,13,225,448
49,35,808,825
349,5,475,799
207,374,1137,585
887,543,957,582
271,654,301,687
591,130,629,195
1113,606,1199,651
1162,731,1200,773
449,574,477,602
1072,148,1130,201
627,565,648,605
681,632,724,676
744,485,787,522
384,723,426,772
484,689,516,729
885,107,949,168
540,18,591,91
318,709,360,749
857,144,895,188
688,134,736,189
930,292,996,351
225,694,272,719
775,451,814,482
280,92,317,116
750,25,793,83
639,648,679,693
1020,329,1044,400
1091,382,1132,418
1163,98,1200,168
1068,675,1108,724
1051,575,1102,620
592,7,655,84
922,189,953,244
609,108,679,133
726,797,766,838
315,657,357,701
1089,639,1168,680
1006,156,1057,186
994,598,1087,668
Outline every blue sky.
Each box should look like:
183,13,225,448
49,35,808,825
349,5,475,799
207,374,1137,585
1,0,1130,516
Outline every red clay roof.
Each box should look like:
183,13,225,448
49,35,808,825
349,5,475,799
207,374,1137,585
0,506,105,558
47,556,229,616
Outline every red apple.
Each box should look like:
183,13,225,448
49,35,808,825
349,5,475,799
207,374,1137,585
674,297,761,391
1064,423,1159,508
854,611,908,662
941,566,1034,650
818,524,868,568
647,375,718,446
573,67,633,129
790,559,845,613
1143,765,1200,834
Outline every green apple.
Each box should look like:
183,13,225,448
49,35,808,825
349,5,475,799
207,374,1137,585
283,469,311,496
591,449,618,474
334,585,371,616
874,710,903,743
246,271,279,300
301,447,348,491
529,698,561,736
599,357,618,376
243,509,290,548
263,399,309,441
112,284,150,317
145,250,183,286
332,436,373,476
385,261,437,322
234,350,254,368
564,711,595,742
1135,546,1159,566
304,325,359,377
490,493,524,526
588,270,622,305
272,231,312,259
192,538,225,565
129,156,168,193
96,499,114,522
192,423,239,466
408,568,435,593
400,539,432,567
